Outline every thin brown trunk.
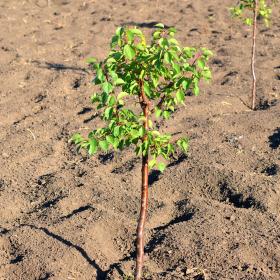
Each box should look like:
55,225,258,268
135,80,149,280
251,0,258,110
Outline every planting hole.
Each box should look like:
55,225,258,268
219,181,262,209
268,128,280,149
262,164,279,176
10,255,24,264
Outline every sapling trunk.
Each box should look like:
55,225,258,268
135,153,148,279
251,0,258,110
135,80,149,280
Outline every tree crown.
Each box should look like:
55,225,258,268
231,0,277,26
72,24,212,171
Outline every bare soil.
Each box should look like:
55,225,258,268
0,0,280,279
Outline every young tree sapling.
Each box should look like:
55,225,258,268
231,0,276,110
72,24,212,280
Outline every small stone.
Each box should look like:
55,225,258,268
230,215,236,221
2,152,9,158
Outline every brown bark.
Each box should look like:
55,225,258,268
135,80,149,280
251,0,258,110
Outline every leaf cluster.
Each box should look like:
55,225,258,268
230,0,277,26
72,24,212,172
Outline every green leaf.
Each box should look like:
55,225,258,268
91,93,99,103
113,126,120,137
96,68,105,82
118,139,125,150
168,38,179,45
153,30,161,39
202,48,213,57
139,69,145,79
159,38,169,48
136,43,145,50
139,127,145,137
108,96,116,106
154,23,164,29
112,138,120,149
143,82,151,97
164,52,172,64
158,162,166,172
197,59,205,69
172,63,181,74
183,47,195,58
124,45,136,60
112,51,122,60
182,79,191,90
99,140,109,151
115,78,125,85
148,158,157,169
86,57,97,64
104,107,113,119
102,82,113,94
71,133,83,145
116,26,124,37
126,30,134,42
193,84,200,96
244,18,253,25
101,92,109,104
163,110,171,119
142,140,149,156
151,75,159,87
135,145,142,156
155,107,162,118
130,28,143,35
202,68,212,81
168,27,177,34
117,91,128,100
151,130,160,136
111,35,119,47
130,129,140,139
176,89,185,103
106,135,115,145
177,138,189,154
88,138,98,155
107,58,117,65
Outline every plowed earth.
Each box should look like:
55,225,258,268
0,0,280,279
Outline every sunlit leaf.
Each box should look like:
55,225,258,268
158,162,166,172
124,44,136,60
176,89,185,103
88,138,98,155
154,23,164,28
102,82,113,94
118,91,128,100
99,140,109,151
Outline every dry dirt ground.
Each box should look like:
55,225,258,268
0,0,280,279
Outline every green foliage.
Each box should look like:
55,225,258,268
230,0,277,26
72,24,212,172
123,275,134,280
